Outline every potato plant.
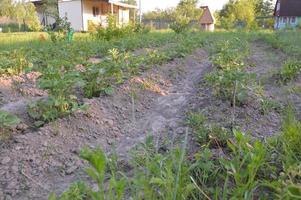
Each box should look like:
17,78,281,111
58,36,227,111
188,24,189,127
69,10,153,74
0,110,20,135
206,38,259,105
28,66,84,126
0,50,32,75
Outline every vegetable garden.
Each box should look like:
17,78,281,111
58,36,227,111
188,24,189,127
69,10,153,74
0,29,301,200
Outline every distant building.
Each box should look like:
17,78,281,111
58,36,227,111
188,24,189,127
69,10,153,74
31,0,137,31
200,6,215,31
274,0,301,29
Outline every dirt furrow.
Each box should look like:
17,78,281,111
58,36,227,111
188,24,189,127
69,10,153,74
0,48,209,200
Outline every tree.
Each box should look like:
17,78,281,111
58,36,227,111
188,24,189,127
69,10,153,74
218,0,275,29
0,0,13,17
143,8,176,21
255,0,274,17
40,0,58,18
13,2,26,30
23,2,41,31
10,1,41,31
218,0,257,29
176,0,202,21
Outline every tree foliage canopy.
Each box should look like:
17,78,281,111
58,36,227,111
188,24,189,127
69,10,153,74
218,0,274,29
143,0,202,22
0,0,41,31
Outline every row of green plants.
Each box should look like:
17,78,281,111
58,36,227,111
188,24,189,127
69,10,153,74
259,30,301,59
205,37,261,105
28,32,206,126
49,105,301,200
259,31,301,84
0,31,179,76
0,31,184,127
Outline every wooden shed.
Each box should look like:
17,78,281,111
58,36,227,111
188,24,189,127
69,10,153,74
200,6,215,31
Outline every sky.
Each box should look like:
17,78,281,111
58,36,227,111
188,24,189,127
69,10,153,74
140,0,230,13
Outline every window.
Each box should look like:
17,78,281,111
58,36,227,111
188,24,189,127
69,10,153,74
292,16,296,23
93,7,99,17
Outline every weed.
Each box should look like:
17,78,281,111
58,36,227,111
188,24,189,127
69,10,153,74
260,97,282,115
187,112,231,147
278,59,301,83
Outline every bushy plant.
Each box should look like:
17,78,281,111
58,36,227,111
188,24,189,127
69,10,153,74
93,15,149,41
0,50,32,75
28,66,84,126
186,112,231,147
0,111,20,132
47,16,72,43
49,148,127,200
170,17,190,34
83,49,131,98
278,59,301,83
206,39,260,105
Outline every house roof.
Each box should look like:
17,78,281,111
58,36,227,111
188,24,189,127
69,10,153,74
200,6,215,24
274,0,301,16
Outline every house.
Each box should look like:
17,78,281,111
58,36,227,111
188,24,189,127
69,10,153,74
199,6,215,31
274,0,301,29
32,0,137,31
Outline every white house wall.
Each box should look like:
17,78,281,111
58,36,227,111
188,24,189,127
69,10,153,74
82,0,110,31
58,0,83,31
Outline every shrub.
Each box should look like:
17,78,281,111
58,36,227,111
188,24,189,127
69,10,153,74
170,17,190,34
47,16,72,43
93,15,149,41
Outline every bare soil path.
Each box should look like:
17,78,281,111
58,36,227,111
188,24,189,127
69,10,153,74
0,49,210,200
